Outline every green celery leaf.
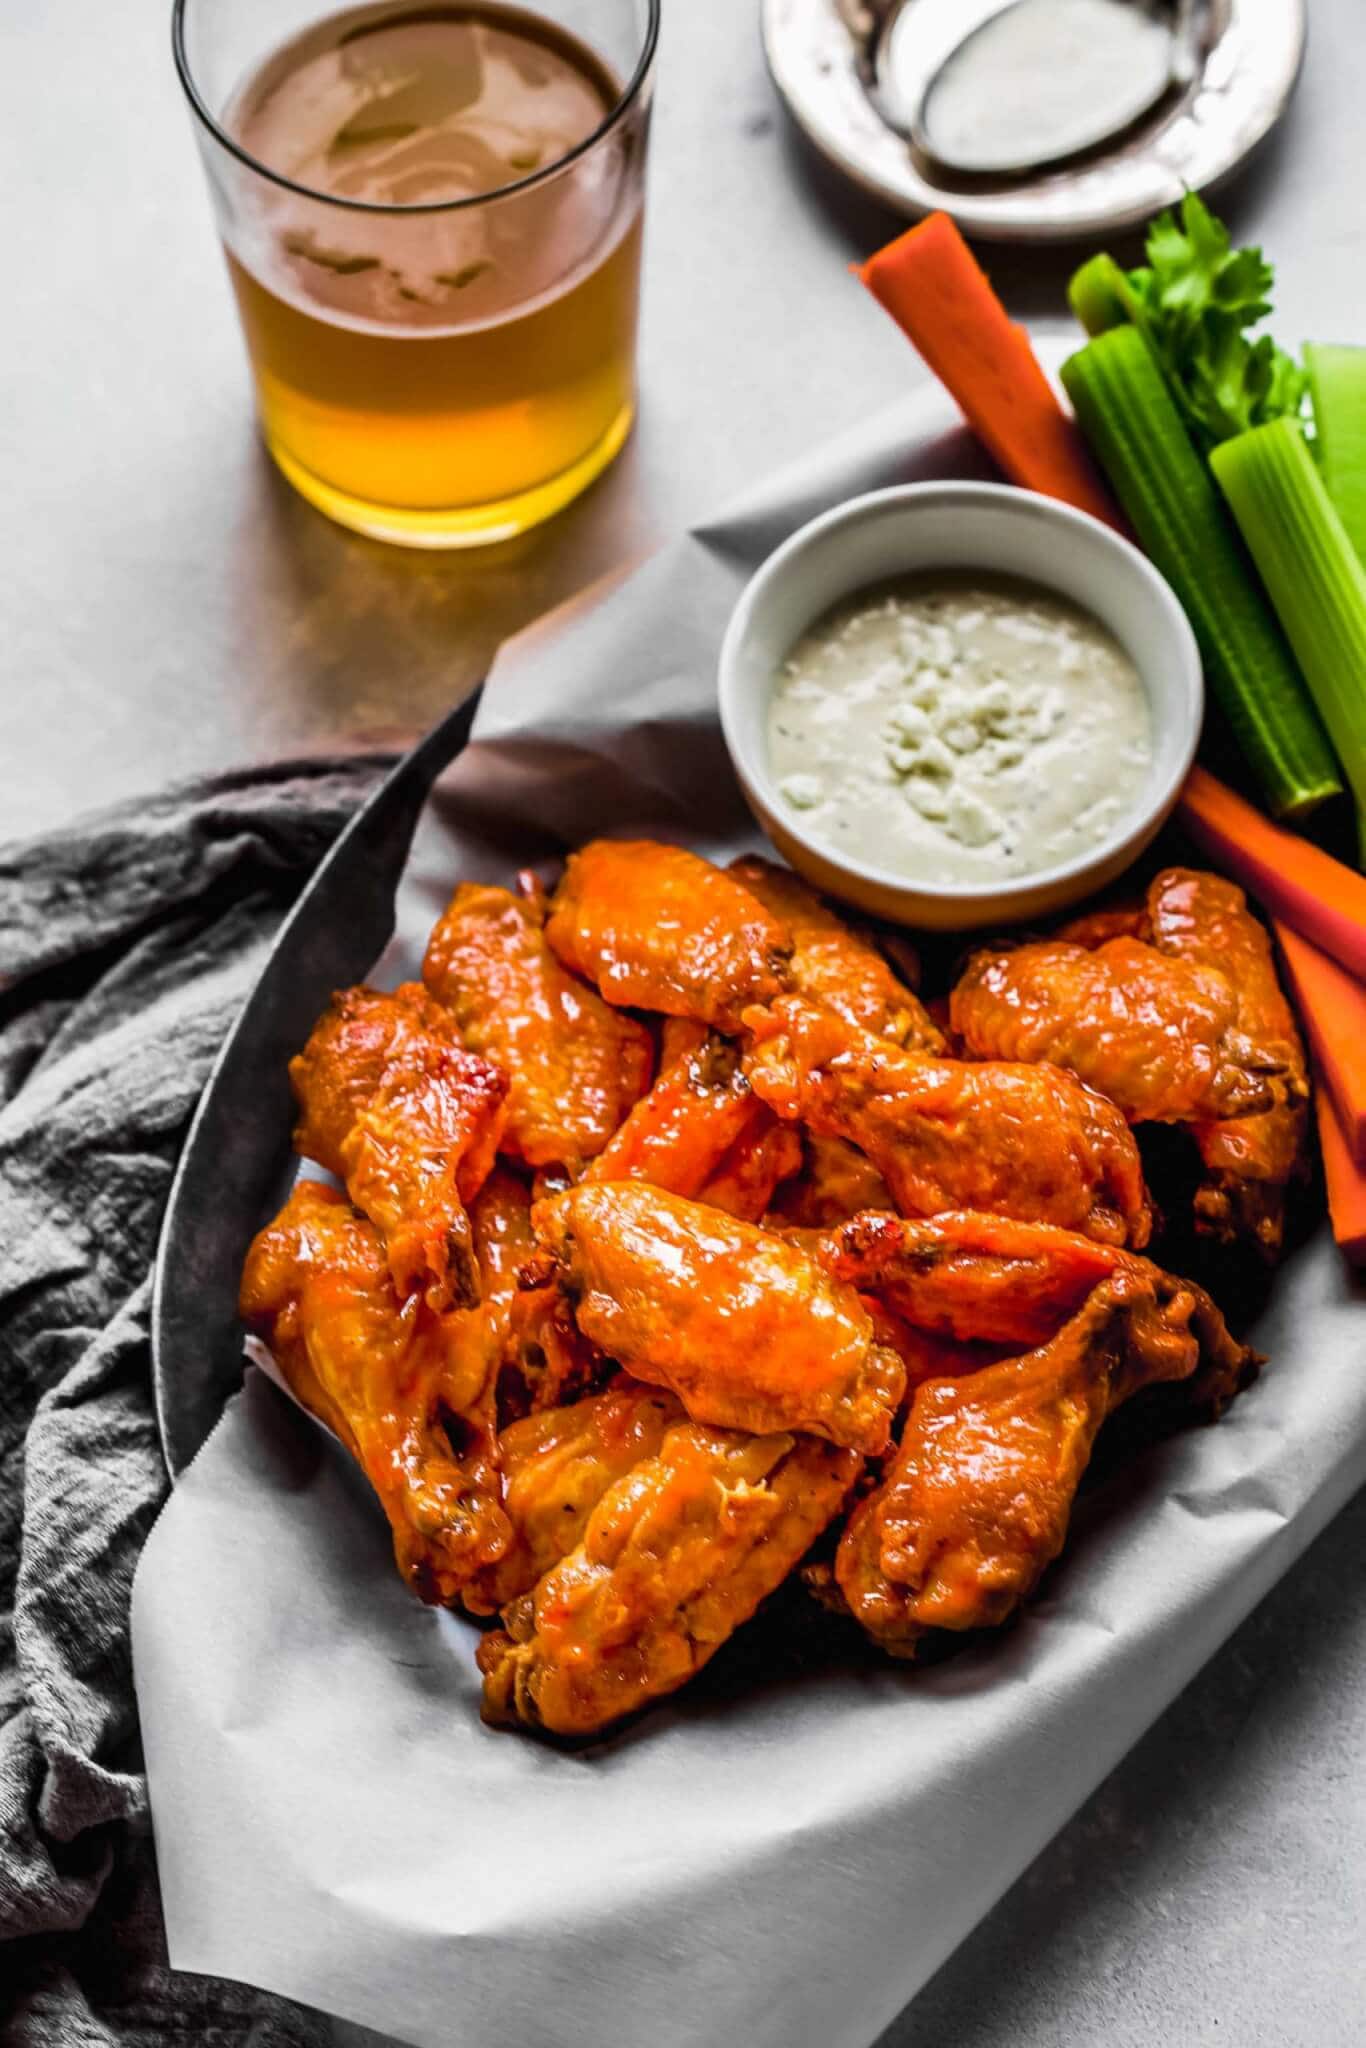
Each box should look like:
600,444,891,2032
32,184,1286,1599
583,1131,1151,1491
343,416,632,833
1115,192,1306,451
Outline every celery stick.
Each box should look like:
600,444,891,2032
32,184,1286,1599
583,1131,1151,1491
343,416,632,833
1067,253,1144,337
1306,342,1366,570
1211,417,1366,859
1061,328,1342,821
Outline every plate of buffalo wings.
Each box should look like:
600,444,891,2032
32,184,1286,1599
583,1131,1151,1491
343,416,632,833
240,835,1304,1741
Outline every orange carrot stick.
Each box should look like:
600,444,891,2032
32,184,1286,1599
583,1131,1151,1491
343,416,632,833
857,212,1122,530
1179,766,1366,983
1274,921,1366,1160
1317,1087,1366,1264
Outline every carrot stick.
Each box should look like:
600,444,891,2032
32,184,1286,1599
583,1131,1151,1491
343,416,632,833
1179,766,1366,982
1316,1087,1366,1264
1274,921,1366,1160
857,212,1122,530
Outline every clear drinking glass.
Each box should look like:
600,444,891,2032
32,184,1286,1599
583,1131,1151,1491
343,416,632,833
173,0,658,547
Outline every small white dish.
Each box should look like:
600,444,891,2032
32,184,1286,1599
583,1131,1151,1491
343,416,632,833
717,481,1202,932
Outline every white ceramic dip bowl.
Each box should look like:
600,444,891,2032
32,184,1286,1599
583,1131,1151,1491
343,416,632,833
717,481,1203,931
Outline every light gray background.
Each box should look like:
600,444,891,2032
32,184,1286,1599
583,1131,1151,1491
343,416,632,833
5,2,1364,2042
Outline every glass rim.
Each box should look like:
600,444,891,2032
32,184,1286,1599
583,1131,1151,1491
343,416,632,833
171,0,661,217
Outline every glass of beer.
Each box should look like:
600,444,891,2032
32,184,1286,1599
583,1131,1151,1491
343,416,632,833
173,0,658,546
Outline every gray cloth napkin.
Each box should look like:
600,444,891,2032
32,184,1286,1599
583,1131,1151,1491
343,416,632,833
0,753,393,2043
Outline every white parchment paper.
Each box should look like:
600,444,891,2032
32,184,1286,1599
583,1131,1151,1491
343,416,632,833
132,382,1366,2048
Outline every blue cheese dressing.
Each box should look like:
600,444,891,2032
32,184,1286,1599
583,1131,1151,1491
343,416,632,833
767,573,1153,885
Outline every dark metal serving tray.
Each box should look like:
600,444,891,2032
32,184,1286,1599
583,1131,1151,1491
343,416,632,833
150,690,483,1481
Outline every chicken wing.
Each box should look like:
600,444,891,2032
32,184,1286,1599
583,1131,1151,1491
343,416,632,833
422,880,653,1170
467,1167,608,1421
1146,869,1304,1075
478,1422,860,1737
532,1181,905,1454
820,1209,1151,1347
462,1383,683,1615
1146,868,1310,1258
695,1113,804,1222
951,937,1281,1123
1185,1108,1309,1261
835,1269,1254,1656
502,1282,611,1422
582,1020,763,1197
743,996,1151,1248
544,839,792,1031
290,983,507,1310
1044,870,1310,1258
582,1015,802,1219
465,1163,537,1305
766,1133,896,1229
728,855,943,1050
240,1180,508,1604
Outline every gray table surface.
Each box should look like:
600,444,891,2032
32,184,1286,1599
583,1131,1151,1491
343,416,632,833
7,1,1365,2042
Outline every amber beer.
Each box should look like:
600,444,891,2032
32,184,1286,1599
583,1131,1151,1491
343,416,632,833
189,2,653,544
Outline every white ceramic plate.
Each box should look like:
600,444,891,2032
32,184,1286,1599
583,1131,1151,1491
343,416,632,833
762,0,1307,243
